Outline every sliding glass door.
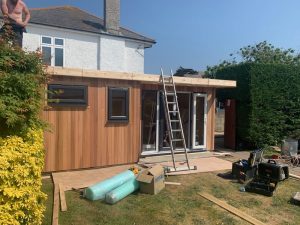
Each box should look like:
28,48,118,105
192,94,207,149
142,91,207,154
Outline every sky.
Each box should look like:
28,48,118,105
25,0,300,74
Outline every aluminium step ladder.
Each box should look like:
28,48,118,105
160,68,197,172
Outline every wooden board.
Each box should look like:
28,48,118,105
165,182,181,186
59,183,67,212
290,174,300,180
46,67,236,88
52,183,59,225
52,164,132,191
198,193,266,225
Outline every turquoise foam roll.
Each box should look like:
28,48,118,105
105,178,139,204
85,170,135,201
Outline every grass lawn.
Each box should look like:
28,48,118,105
42,171,300,225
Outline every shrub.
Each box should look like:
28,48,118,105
0,129,46,225
0,36,48,137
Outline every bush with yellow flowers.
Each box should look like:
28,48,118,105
0,129,47,225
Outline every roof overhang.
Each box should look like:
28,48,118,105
46,67,236,88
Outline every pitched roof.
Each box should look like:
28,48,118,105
1,6,156,45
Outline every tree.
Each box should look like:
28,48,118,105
174,66,198,77
205,41,300,78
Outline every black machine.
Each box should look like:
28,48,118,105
232,149,264,182
245,160,289,197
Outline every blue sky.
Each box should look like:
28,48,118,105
26,0,300,74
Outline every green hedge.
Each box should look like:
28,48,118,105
216,63,300,148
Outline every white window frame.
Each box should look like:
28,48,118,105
41,36,65,67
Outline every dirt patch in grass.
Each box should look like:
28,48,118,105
42,171,300,225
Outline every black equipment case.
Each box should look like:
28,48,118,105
245,160,289,196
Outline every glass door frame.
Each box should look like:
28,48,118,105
192,93,208,149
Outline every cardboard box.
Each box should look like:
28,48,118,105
136,165,165,195
293,192,300,205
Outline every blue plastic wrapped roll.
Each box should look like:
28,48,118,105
105,178,140,204
85,170,135,201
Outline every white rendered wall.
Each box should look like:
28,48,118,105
21,24,146,73
99,36,145,73
23,24,99,70
99,35,125,72
125,41,144,73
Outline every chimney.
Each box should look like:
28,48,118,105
104,0,120,35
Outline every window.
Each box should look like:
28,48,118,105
42,46,51,65
41,36,64,67
108,87,129,121
48,84,88,107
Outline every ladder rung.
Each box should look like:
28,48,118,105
166,92,175,96
171,129,181,132
170,120,180,122
166,166,197,173
172,139,184,142
167,102,176,104
169,111,178,113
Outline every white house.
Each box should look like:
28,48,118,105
1,0,156,73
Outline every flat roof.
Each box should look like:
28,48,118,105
46,67,236,88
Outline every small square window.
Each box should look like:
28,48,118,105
108,87,129,121
48,84,88,107
42,46,51,65
42,37,52,44
55,38,64,46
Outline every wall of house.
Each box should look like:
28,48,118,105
24,25,100,70
43,76,141,172
22,24,145,73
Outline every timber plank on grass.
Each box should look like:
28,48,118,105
198,192,266,225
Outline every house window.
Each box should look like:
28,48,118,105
108,87,129,121
41,36,64,67
48,84,88,107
